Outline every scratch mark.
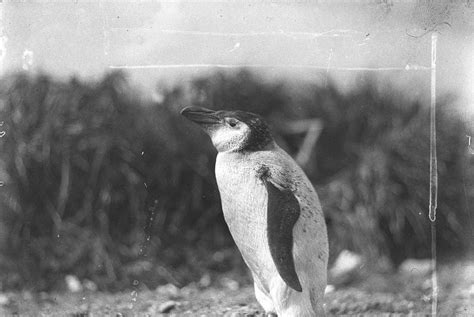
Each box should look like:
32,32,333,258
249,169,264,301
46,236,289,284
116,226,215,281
160,29,365,40
429,32,438,317
429,33,438,223
229,42,240,52
467,135,474,154
325,48,334,87
110,64,430,71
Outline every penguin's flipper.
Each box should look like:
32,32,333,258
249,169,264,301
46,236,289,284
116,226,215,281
264,176,303,292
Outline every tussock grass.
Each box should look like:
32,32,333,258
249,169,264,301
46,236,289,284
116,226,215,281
0,70,471,291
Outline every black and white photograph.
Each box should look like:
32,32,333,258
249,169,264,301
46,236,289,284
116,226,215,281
0,0,473,316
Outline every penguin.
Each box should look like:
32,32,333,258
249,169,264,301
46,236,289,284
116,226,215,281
181,106,328,317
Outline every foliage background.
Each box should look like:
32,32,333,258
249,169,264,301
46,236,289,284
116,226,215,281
0,70,472,291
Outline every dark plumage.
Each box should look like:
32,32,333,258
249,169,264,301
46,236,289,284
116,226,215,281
257,165,302,292
214,110,274,151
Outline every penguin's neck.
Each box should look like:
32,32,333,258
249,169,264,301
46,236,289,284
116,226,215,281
220,141,277,155
215,141,279,178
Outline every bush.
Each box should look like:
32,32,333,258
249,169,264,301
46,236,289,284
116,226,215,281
166,70,473,264
0,70,471,291
0,72,225,290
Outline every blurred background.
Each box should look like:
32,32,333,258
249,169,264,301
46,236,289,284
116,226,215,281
0,0,473,294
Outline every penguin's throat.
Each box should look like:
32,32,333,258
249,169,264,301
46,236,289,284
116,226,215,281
212,135,275,153
212,137,244,152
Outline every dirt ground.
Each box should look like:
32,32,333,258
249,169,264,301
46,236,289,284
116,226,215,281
1,260,473,316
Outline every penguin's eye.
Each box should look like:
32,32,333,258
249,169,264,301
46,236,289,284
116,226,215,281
226,118,239,128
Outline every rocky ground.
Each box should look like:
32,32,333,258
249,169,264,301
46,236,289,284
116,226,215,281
1,259,473,316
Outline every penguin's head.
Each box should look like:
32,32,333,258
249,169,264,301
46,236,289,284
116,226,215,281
181,106,274,152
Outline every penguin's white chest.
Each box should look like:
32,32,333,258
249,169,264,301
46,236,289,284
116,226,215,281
215,153,274,280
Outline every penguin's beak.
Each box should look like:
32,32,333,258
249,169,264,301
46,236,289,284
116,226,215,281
180,106,222,125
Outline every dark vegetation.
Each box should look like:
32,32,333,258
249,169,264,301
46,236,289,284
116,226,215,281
0,70,472,292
